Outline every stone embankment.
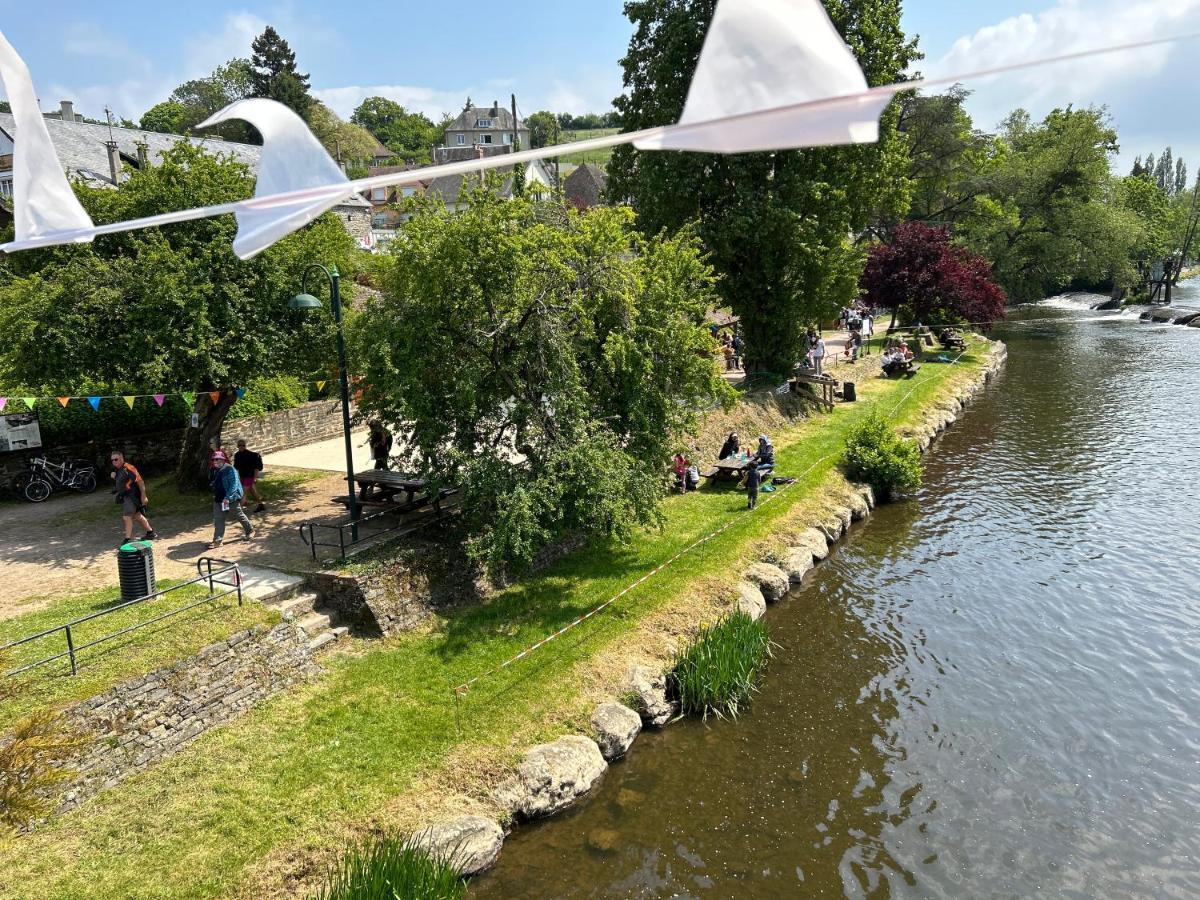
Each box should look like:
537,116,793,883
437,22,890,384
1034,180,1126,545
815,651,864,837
410,340,1008,878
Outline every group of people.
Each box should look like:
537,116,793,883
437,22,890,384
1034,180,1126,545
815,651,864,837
716,329,745,372
880,339,916,377
719,431,775,510
108,438,268,550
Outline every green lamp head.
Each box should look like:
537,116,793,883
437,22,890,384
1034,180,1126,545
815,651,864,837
288,293,322,310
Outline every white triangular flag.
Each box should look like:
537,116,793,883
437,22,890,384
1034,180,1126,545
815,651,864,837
0,29,95,243
198,99,354,260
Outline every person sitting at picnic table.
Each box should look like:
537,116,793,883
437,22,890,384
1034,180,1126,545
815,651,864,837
752,434,775,475
686,464,701,492
718,431,740,460
673,452,690,493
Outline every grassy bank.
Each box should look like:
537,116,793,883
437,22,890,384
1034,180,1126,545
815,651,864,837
0,583,277,732
0,339,995,898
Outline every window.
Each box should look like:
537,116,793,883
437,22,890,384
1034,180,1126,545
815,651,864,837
401,187,416,198
503,133,512,144
0,178,11,199
479,134,493,145
371,187,386,202
456,134,465,146
475,118,492,128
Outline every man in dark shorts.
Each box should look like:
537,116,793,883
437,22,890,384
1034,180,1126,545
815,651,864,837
233,439,265,513
111,450,158,544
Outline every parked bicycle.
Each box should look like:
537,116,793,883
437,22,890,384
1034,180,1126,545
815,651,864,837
13,456,98,502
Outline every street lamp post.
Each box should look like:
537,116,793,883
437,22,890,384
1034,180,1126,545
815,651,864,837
290,264,359,539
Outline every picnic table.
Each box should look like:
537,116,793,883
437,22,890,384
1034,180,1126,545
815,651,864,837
335,470,458,512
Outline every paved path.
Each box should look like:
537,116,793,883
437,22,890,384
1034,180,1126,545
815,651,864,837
0,468,346,622
264,430,373,473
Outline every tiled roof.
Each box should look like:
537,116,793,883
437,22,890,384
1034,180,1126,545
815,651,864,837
0,113,261,185
564,163,607,209
446,102,523,133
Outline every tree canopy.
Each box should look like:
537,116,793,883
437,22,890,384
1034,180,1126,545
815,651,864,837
0,143,360,487
140,58,256,143
350,97,440,162
351,189,732,574
308,102,381,173
250,26,312,120
608,0,919,376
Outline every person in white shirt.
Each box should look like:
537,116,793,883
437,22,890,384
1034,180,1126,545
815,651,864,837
860,314,873,355
812,334,826,376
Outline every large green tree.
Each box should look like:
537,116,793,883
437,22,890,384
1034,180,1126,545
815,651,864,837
141,58,256,142
250,26,312,120
351,189,732,574
309,101,381,172
525,110,558,149
349,97,439,162
608,0,918,375
0,144,360,489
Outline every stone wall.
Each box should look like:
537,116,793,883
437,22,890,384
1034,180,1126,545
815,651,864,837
308,570,432,637
0,398,351,481
53,622,320,811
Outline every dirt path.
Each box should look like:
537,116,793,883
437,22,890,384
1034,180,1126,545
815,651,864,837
0,469,346,622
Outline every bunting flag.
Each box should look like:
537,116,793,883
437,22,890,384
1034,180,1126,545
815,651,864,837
183,392,196,407
122,395,136,409
153,394,166,407
207,390,221,406
235,387,246,399
0,397,6,412
56,396,69,407
316,380,326,392
1,4,1191,259
21,397,35,410
87,396,101,411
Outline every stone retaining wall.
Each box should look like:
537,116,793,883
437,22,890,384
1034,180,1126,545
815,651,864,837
51,622,320,812
307,570,432,637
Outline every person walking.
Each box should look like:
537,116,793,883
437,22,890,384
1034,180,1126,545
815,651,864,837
812,333,826,376
110,450,157,545
233,439,266,513
208,450,253,549
732,331,744,371
745,460,761,510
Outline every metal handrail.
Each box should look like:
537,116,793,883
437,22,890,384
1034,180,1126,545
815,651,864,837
299,504,455,560
2,558,243,678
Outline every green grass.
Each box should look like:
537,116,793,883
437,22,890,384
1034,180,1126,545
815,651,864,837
314,834,465,900
554,127,618,166
0,340,991,899
0,582,277,732
672,611,772,720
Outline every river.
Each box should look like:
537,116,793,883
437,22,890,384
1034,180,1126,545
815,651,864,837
470,295,1200,899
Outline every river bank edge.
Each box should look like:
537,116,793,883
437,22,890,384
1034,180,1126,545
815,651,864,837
254,339,1010,896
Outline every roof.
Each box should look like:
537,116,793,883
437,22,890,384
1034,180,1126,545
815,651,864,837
564,163,607,209
425,160,554,204
0,112,261,185
446,102,524,134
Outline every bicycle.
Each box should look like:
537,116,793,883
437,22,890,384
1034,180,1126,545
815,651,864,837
19,456,98,502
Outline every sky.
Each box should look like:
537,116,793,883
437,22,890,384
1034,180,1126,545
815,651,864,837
2,0,1199,173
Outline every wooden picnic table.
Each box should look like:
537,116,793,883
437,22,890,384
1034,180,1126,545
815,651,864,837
337,470,457,512
708,455,756,483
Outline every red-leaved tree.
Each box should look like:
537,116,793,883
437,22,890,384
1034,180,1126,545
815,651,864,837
860,221,1007,328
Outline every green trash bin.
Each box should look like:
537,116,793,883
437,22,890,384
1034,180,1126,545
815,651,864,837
117,540,156,602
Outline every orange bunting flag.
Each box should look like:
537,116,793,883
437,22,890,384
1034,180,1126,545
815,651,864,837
57,396,70,407
122,396,136,409
208,391,221,406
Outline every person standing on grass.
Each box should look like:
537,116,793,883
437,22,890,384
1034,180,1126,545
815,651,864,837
745,460,761,510
208,450,253,549
861,312,873,355
233,439,266,513
111,450,157,544
812,332,826,376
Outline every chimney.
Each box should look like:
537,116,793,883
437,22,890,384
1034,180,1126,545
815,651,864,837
135,142,149,169
59,100,75,122
106,140,121,184
492,100,499,116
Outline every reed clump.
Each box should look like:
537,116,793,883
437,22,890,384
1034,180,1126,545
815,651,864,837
312,833,465,900
671,611,772,720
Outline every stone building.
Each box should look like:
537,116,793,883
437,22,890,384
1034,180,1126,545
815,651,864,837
434,98,530,165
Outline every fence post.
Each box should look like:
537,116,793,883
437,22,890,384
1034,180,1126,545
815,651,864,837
65,625,77,676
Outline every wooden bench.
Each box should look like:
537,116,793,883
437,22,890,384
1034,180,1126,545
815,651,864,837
790,372,837,411
699,466,722,482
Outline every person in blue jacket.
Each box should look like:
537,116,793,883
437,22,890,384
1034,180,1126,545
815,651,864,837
208,450,254,549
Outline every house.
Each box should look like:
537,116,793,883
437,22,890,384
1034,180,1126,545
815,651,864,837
0,100,375,250
424,158,556,212
563,162,608,210
434,98,530,165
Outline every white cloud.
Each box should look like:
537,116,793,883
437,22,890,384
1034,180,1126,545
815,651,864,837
314,84,474,121
925,0,1200,169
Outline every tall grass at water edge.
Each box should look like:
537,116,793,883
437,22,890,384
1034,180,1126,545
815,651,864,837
313,834,465,900
671,611,773,721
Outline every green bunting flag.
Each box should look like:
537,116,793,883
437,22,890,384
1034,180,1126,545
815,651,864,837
183,392,196,407
21,397,36,410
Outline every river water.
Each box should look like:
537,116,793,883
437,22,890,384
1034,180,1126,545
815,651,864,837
471,295,1200,899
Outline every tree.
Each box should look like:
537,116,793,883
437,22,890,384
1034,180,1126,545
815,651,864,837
0,101,10,114
250,26,312,120
608,0,919,375
139,101,190,135
1154,147,1174,195
351,189,732,574
860,221,1006,327
1115,174,1171,287
309,101,381,169
1175,157,1188,196
0,144,360,489
1131,155,1144,178
526,110,558,149
350,97,438,161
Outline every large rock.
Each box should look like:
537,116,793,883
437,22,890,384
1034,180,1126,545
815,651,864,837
625,666,679,727
853,483,875,510
817,513,844,544
795,527,829,561
734,581,767,621
847,490,870,522
499,736,607,820
781,547,814,584
743,562,790,603
412,815,503,876
591,702,641,761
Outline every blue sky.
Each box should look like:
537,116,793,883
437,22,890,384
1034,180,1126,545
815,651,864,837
3,1,1198,172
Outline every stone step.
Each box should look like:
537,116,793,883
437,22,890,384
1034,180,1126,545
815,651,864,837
307,631,340,652
271,590,320,619
297,610,335,635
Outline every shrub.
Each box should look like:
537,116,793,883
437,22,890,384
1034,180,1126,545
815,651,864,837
671,611,772,720
842,411,922,501
313,833,465,900
225,375,310,422
0,709,88,833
